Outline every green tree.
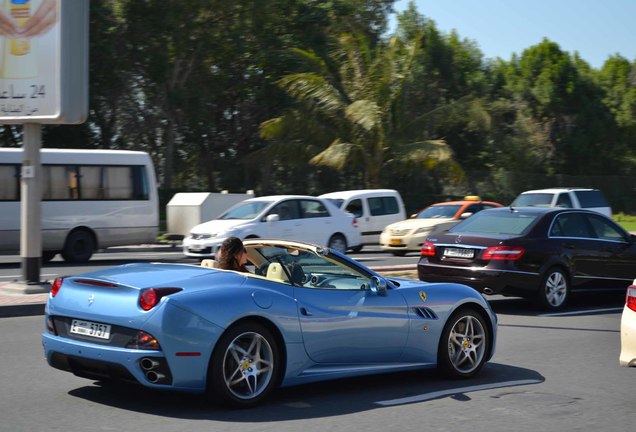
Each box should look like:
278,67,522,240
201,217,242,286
260,30,452,188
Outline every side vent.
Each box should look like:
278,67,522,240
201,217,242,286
412,307,438,320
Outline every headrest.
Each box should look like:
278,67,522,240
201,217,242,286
266,262,289,283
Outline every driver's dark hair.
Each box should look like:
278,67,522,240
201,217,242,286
217,237,247,272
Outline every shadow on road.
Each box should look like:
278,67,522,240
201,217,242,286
67,362,543,420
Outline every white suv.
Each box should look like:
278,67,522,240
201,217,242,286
511,188,612,217
183,195,361,257
319,189,406,248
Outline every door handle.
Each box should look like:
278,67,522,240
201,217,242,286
300,307,312,316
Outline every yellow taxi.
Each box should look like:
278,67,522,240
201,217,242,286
379,196,502,256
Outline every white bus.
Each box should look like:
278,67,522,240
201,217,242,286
0,148,159,262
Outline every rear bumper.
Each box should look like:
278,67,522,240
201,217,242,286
620,305,636,367
41,333,205,393
417,261,540,297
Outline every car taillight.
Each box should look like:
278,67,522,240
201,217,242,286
50,277,63,297
139,287,182,311
627,286,636,312
482,246,525,260
420,241,436,256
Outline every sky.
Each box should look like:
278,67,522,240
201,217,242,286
391,0,636,69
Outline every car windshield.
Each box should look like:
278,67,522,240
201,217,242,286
511,193,554,207
416,204,461,219
450,210,539,235
252,244,370,289
219,201,273,220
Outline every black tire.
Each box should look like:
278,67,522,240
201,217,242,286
207,322,280,408
537,267,569,311
61,230,95,263
41,251,57,262
327,234,347,254
438,307,490,379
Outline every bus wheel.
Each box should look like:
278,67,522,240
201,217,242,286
42,251,57,262
61,230,95,263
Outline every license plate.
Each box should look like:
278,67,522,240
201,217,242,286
443,247,474,259
390,238,402,245
70,319,111,340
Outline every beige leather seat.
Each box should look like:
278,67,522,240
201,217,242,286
201,259,219,269
266,263,289,283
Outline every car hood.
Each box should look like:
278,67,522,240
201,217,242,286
190,219,250,234
386,218,455,230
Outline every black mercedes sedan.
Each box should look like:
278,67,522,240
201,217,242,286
417,207,636,310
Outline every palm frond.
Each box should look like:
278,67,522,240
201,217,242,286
398,139,453,164
277,73,345,116
290,48,330,74
309,139,357,170
345,100,381,131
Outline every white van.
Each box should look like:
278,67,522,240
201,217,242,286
511,188,612,217
319,189,406,249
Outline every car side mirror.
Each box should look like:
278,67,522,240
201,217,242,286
266,214,280,223
369,276,388,296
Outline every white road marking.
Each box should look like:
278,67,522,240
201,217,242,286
540,307,623,317
375,379,542,406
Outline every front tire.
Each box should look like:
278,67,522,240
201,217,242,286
61,230,95,263
41,251,57,262
207,322,280,408
537,267,569,311
438,308,489,378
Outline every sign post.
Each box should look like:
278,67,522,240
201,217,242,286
20,123,41,282
0,0,88,290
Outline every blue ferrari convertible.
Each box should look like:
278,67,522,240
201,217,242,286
42,239,497,408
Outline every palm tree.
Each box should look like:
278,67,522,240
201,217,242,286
259,32,454,188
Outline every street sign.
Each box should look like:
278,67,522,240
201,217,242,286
0,0,88,124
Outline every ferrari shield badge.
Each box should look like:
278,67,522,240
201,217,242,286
419,291,427,302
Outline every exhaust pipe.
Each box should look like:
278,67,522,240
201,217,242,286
146,371,165,383
482,287,494,295
140,357,160,371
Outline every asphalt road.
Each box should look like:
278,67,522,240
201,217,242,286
1,295,632,432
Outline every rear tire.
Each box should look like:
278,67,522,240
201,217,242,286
207,322,280,408
537,267,569,311
61,230,95,263
438,308,489,378
327,234,347,254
